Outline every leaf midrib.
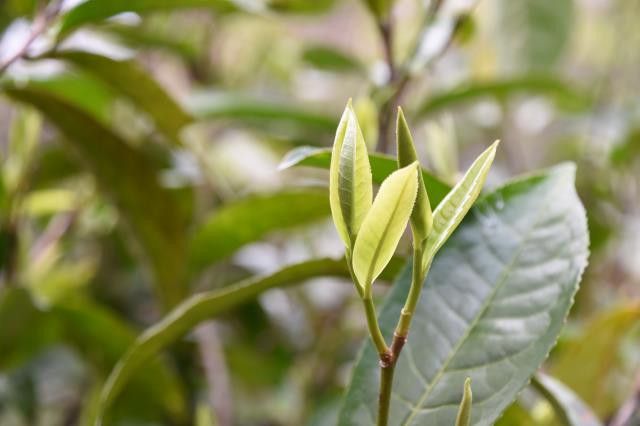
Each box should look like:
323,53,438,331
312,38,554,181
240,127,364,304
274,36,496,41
365,176,414,286
426,156,489,260
401,183,553,425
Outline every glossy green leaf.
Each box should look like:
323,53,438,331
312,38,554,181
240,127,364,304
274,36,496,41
352,163,418,292
455,378,472,426
279,146,451,208
3,85,188,309
187,91,336,133
48,50,192,144
97,257,402,421
189,189,330,272
497,0,574,71
549,303,640,417
330,102,373,248
397,108,432,241
57,0,251,37
339,164,589,425
422,141,497,268
415,75,592,119
532,373,602,426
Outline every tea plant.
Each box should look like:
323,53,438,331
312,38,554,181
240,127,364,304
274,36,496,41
1,0,635,425
325,101,589,425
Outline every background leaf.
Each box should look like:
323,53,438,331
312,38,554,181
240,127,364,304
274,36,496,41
189,189,330,273
97,257,402,420
339,164,589,426
57,0,246,37
0,288,187,422
301,45,363,73
3,85,189,309
496,0,574,71
49,50,192,144
549,303,640,418
187,92,337,134
415,75,591,119
532,373,602,426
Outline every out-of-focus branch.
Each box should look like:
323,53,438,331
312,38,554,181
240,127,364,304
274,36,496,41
195,321,233,426
0,0,63,75
376,0,463,153
609,371,640,426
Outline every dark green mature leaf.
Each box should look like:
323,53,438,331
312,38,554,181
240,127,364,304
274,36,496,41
0,288,60,370
415,75,591,119
532,374,602,426
22,72,115,124
0,289,187,421
97,257,403,421
279,147,451,208
3,86,188,309
497,0,573,71
48,50,192,144
339,164,589,425
57,0,247,37
189,189,330,272
187,92,337,133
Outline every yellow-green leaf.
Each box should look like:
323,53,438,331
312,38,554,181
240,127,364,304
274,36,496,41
352,163,419,294
455,378,473,426
396,107,432,241
329,101,373,249
423,141,498,269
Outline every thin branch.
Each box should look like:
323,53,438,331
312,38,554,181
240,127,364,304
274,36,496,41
609,371,640,426
0,0,63,75
195,321,233,426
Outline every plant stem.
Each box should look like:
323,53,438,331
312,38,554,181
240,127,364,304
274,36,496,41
363,296,389,357
377,246,430,426
396,245,428,337
377,361,395,426
345,251,388,356
0,0,62,75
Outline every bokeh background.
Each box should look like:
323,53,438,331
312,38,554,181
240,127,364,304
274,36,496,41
0,0,639,425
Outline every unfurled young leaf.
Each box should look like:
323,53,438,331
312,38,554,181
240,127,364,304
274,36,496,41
455,378,472,426
423,141,498,269
279,146,451,207
329,101,373,250
396,108,432,242
352,162,419,295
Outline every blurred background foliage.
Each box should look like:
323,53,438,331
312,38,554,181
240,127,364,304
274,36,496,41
0,0,638,425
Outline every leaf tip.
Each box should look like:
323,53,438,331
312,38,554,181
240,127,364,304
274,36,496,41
464,377,472,393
